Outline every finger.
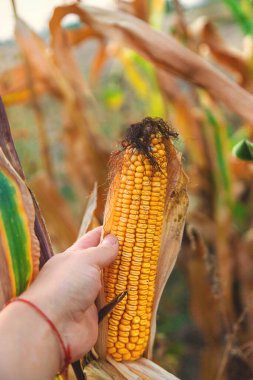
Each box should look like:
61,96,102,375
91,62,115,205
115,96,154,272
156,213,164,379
70,226,102,251
85,234,118,268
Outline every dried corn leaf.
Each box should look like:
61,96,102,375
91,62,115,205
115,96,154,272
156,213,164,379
104,356,180,380
0,65,47,106
48,8,110,203
14,18,66,98
156,70,207,169
50,4,253,123
29,174,79,251
65,27,100,46
13,14,109,208
125,358,180,380
0,148,40,308
117,0,150,22
185,225,222,342
78,183,98,238
0,98,24,179
106,356,142,380
190,18,248,85
90,43,108,85
86,359,130,380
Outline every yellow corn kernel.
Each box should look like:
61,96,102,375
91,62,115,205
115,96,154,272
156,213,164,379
119,336,129,344
108,347,116,354
118,348,129,355
126,343,136,351
123,353,132,361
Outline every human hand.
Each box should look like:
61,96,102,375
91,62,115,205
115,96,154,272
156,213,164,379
23,227,118,363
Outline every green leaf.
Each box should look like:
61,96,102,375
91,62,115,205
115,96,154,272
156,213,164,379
223,0,253,35
205,108,232,200
232,139,253,161
0,148,40,307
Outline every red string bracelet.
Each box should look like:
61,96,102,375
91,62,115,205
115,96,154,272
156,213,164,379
7,297,71,374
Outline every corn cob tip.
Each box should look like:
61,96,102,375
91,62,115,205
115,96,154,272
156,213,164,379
122,117,177,169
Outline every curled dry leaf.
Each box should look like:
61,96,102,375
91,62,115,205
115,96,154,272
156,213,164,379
51,4,253,124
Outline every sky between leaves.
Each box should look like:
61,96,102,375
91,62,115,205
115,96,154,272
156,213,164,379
0,0,202,41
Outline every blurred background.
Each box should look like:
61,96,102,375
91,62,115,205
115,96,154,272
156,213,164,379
1,1,253,379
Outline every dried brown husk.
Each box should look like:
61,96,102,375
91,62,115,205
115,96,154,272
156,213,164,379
105,356,180,380
147,140,188,358
78,183,98,238
184,225,222,342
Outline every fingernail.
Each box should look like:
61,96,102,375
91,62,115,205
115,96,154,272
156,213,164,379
102,234,118,246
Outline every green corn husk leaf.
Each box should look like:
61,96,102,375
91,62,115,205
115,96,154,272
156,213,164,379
0,99,41,307
0,148,40,307
232,139,253,161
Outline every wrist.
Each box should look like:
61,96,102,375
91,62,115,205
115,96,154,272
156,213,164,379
0,301,62,379
17,292,69,371
22,280,70,335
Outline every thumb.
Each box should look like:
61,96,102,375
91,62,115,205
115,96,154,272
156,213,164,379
85,234,118,268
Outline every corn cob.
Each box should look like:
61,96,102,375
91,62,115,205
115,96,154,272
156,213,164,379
103,117,177,362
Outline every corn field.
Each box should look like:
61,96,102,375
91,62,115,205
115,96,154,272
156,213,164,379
1,1,253,379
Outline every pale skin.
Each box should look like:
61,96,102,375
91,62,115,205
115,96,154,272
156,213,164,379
0,227,118,380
